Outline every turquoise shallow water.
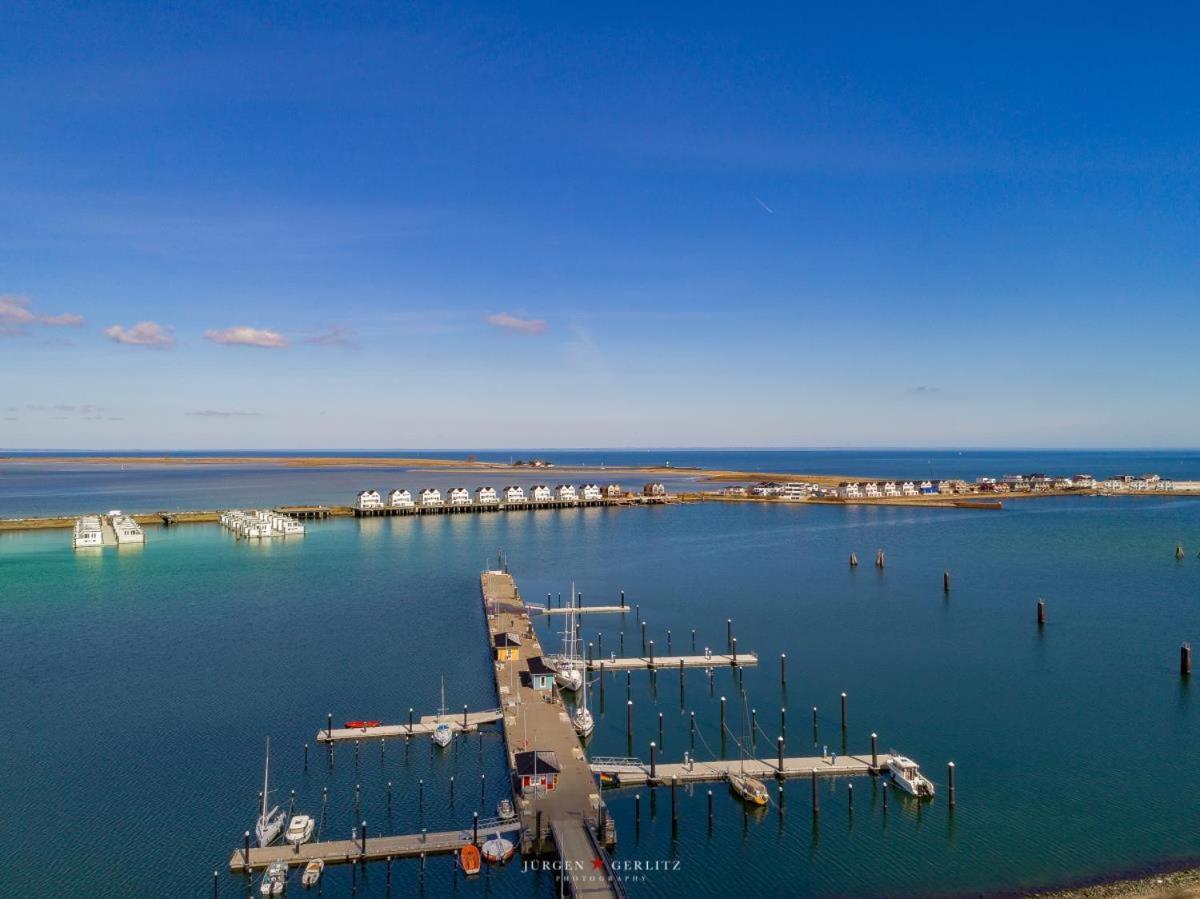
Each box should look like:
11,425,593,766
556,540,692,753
3,497,1200,896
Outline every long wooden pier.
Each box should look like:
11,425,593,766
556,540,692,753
587,652,757,671
315,709,503,744
590,752,884,787
481,571,623,898
228,821,521,872
531,605,630,617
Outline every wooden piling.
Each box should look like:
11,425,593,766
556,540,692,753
707,789,713,827
732,637,738,663
781,707,786,743
1037,599,1046,627
871,732,878,770
944,570,951,592
777,736,784,773
620,590,625,607
667,628,672,654
627,700,633,739
650,741,657,780
327,713,333,739
472,812,478,845
848,782,853,814
642,621,647,656
840,693,847,729
408,708,413,734
658,712,664,748
948,761,956,808
811,769,819,814
671,775,678,830
720,696,727,735
1182,642,1192,676
727,619,733,653
649,640,654,665
304,743,308,770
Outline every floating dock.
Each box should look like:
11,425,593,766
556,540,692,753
315,709,503,744
530,604,630,617
590,753,884,787
228,820,521,872
587,653,757,671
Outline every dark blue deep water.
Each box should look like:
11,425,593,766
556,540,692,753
3,454,1200,896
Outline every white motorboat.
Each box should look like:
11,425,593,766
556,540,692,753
887,755,935,797
481,832,515,864
496,798,516,821
285,814,315,846
259,860,287,895
255,738,286,847
301,858,324,888
432,676,453,748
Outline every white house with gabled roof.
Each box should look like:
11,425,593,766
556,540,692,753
580,483,602,501
448,487,470,505
357,490,384,510
530,485,552,502
503,485,525,502
477,486,498,504
419,488,443,507
555,484,577,501
389,489,414,508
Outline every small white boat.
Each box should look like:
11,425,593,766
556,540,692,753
555,662,583,693
301,858,324,888
259,860,287,895
285,814,315,846
554,584,584,692
887,755,935,797
255,738,287,847
481,832,515,864
432,675,453,748
496,798,516,821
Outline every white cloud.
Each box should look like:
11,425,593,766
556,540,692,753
104,321,175,347
0,295,85,334
486,312,547,335
203,326,288,348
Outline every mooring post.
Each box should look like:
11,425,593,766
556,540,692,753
1183,643,1192,676
449,776,454,802
388,780,393,808
777,735,784,773
480,772,486,804
642,621,647,656
882,780,889,812
627,700,633,739
327,712,332,739
304,743,309,770
671,775,679,830
871,732,878,770
841,692,847,729
473,811,479,845
1037,599,1046,627
726,619,732,653
667,628,672,654
876,549,885,569
212,870,218,898
658,712,664,748
732,637,738,664
419,778,424,806
386,856,392,893
720,696,727,736
811,769,819,814
243,831,250,866
707,789,713,827
408,708,413,734
812,706,818,731
781,707,787,743
691,629,696,653
780,652,787,686
751,708,757,743
361,820,367,855
600,662,605,701
355,782,361,814
690,711,696,748
620,589,625,607
944,570,951,593
649,639,654,666
463,704,469,728
634,794,640,825
598,633,603,657
650,741,657,780
948,761,957,808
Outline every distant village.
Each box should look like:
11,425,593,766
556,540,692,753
355,482,668,510
720,472,1183,501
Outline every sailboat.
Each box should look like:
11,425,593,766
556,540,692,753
571,665,595,737
255,738,287,846
727,691,769,806
432,675,453,748
554,584,584,693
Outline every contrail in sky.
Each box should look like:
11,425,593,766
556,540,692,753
754,196,774,214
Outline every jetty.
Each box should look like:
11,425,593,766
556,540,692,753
587,652,756,671
590,752,883,787
316,709,503,744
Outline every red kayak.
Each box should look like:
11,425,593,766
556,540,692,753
344,720,382,730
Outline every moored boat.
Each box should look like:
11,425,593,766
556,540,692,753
259,860,287,895
285,813,315,846
572,668,594,737
481,832,515,864
255,738,286,847
496,798,516,821
301,858,324,887
432,675,453,747
728,770,769,806
460,843,482,875
344,720,381,730
887,755,935,797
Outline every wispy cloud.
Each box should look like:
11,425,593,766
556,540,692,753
486,313,547,335
0,294,85,335
186,409,263,418
204,326,288,348
105,321,175,348
907,385,940,395
303,325,357,347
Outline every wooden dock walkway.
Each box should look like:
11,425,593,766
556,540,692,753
587,652,757,671
481,571,621,898
531,605,630,617
228,820,521,872
589,753,883,787
315,709,503,744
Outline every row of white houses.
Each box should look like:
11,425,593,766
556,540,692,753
357,483,629,510
219,509,306,538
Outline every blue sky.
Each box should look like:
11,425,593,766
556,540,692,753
1,2,1197,449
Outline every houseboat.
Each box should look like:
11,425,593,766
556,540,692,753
72,515,104,549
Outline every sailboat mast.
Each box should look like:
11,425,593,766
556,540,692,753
262,737,270,817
